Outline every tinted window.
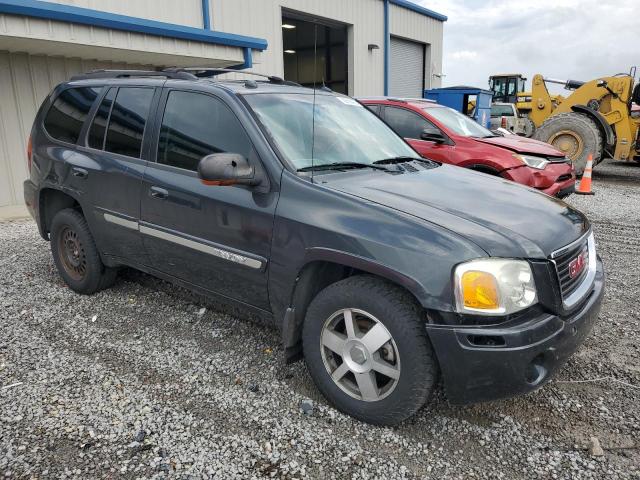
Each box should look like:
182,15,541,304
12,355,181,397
384,106,434,139
157,91,252,171
88,88,116,149
365,104,381,116
104,87,154,158
44,87,101,144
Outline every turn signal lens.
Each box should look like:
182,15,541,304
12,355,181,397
461,271,499,310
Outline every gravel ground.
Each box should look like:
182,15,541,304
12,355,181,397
1,159,639,479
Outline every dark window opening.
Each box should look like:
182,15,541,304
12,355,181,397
44,87,102,144
157,91,252,172
282,14,348,94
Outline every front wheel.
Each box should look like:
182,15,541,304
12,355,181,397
302,276,438,425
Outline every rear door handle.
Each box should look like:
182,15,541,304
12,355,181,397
71,167,88,179
149,186,169,200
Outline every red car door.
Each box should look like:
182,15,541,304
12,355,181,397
382,106,456,164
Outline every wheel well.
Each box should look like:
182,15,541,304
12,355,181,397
39,189,82,239
282,260,423,363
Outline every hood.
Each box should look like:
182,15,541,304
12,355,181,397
323,164,589,258
476,135,565,157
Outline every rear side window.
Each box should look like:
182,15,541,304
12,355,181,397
365,104,381,116
43,87,101,144
157,91,252,172
88,88,116,150
384,106,436,139
104,87,154,158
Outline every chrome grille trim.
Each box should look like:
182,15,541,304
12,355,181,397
550,231,596,309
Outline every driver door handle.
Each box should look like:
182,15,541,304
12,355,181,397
149,186,169,200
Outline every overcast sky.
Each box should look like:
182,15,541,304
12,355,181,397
418,0,638,94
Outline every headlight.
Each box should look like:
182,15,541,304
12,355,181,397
513,153,549,170
454,259,537,315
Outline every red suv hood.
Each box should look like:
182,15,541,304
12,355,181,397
476,135,565,157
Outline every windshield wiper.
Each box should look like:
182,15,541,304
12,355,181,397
373,156,418,165
297,162,389,172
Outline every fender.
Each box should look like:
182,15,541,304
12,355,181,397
280,247,435,363
571,105,616,148
37,184,86,241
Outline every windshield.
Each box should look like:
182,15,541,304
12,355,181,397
427,106,494,138
491,105,514,117
244,93,420,170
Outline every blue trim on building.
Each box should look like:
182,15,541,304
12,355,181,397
228,47,253,70
389,0,447,22
0,0,267,50
201,0,211,30
383,0,390,96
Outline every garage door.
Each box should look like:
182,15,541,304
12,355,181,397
389,37,425,98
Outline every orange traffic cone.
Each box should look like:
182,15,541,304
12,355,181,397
575,154,595,195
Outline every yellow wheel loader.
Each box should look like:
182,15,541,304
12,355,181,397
489,72,640,175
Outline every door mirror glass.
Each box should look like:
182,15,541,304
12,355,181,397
198,153,259,186
420,127,446,143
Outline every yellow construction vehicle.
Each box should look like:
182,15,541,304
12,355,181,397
489,72,640,174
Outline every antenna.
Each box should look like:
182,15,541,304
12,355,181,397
310,22,318,184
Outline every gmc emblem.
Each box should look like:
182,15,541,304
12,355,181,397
568,251,587,279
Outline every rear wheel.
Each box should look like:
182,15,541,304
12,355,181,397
522,117,536,137
50,208,117,294
534,112,602,175
302,275,438,425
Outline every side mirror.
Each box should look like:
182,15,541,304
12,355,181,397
420,127,446,143
198,153,259,186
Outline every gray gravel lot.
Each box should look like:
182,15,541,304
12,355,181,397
1,159,639,479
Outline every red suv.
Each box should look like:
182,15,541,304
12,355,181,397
360,98,575,198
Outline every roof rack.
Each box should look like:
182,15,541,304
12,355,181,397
163,67,300,86
70,69,197,81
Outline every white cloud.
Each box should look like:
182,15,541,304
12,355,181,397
417,0,638,93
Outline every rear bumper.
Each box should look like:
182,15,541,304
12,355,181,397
502,163,575,198
23,179,38,221
426,255,604,405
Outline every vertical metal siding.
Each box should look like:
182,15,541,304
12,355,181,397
210,0,443,95
46,0,203,28
0,51,148,207
389,3,443,89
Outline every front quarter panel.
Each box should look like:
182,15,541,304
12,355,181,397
269,171,487,319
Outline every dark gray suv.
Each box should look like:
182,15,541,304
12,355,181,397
24,69,604,425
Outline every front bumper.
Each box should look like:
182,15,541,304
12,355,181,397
502,163,575,198
426,255,604,405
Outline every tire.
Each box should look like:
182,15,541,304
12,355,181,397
50,208,117,294
522,117,536,138
533,112,602,175
302,275,438,425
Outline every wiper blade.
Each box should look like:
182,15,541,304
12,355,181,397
373,156,418,165
297,162,388,172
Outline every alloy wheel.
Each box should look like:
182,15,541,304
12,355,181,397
320,308,400,402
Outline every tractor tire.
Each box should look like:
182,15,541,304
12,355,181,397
522,117,536,138
534,112,602,175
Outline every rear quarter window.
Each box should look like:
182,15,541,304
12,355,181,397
43,87,102,144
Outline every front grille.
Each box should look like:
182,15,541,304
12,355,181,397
553,237,589,299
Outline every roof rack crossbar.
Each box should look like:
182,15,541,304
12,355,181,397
164,67,286,84
70,69,197,81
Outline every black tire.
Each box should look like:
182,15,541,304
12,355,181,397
302,275,438,425
533,112,602,175
50,208,117,294
522,117,536,138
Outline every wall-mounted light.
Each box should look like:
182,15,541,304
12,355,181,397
284,49,296,54
368,44,380,51
282,24,296,29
